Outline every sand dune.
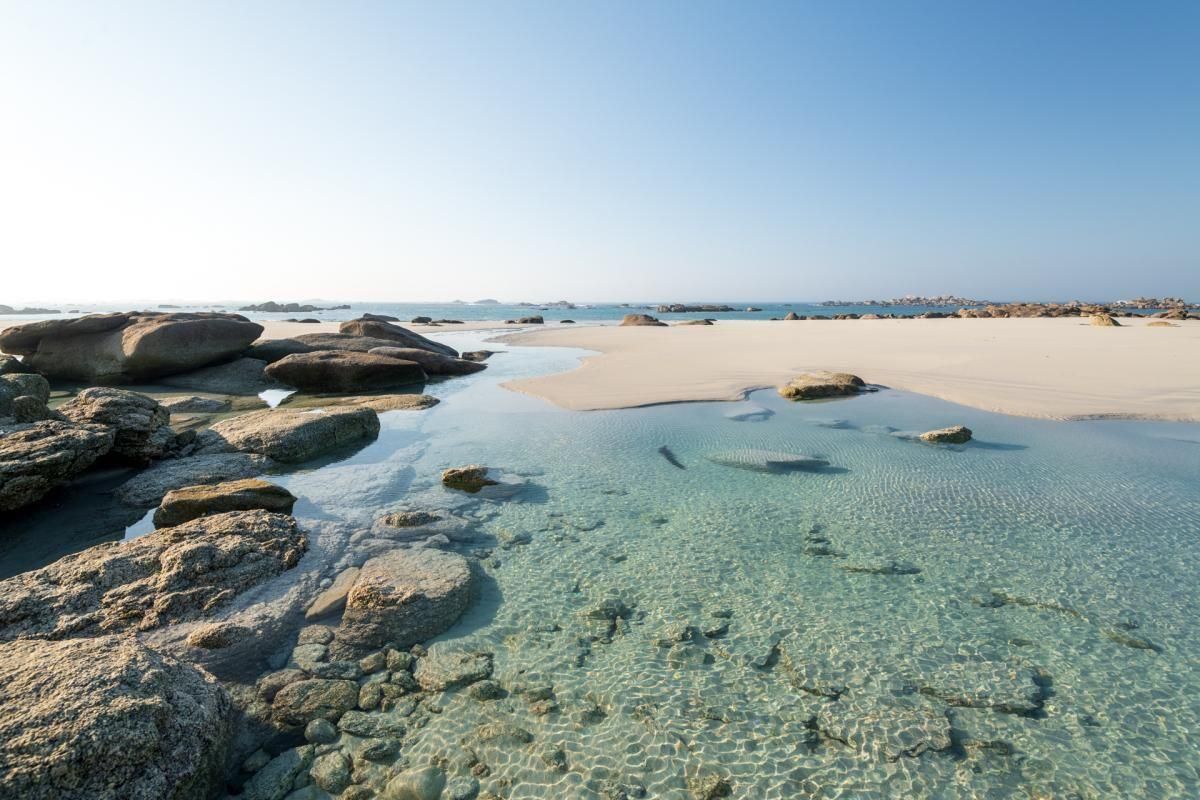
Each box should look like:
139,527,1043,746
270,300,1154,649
499,317,1200,421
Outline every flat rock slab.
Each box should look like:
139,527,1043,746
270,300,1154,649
331,548,473,658
114,452,276,508
778,371,866,400
0,635,231,800
0,421,115,512
0,510,306,640
917,660,1045,715
265,351,427,393
198,406,380,464
153,478,296,528
368,346,486,376
704,449,829,473
818,694,952,760
414,649,494,691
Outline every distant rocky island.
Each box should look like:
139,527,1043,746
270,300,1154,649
820,295,993,307
656,303,736,313
238,301,351,313
0,304,60,315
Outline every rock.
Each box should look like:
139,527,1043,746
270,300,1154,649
677,319,713,325
153,478,297,527
272,679,359,727
0,421,115,511
198,406,380,463
311,751,352,794
411,316,433,324
339,318,458,357
0,354,34,375
460,350,493,362
332,548,473,657
160,395,233,413
382,510,442,528
0,311,263,382
917,660,1046,715
919,425,973,444
620,314,666,327
778,371,866,400
1090,314,1120,327
114,452,275,507
474,720,533,746
368,346,487,376
441,465,497,493
722,403,773,422
704,449,829,473
0,635,231,800
468,679,504,700
1146,320,1176,328
305,566,362,620
0,510,306,640
58,387,176,463
159,357,282,395
186,622,250,649
686,772,732,799
305,718,339,744
256,669,307,703
337,710,407,738
0,372,51,416
817,694,952,759
838,559,921,576
414,650,494,691
239,301,347,313
385,766,447,800
265,351,427,393
241,746,315,800
362,313,400,322
280,393,439,413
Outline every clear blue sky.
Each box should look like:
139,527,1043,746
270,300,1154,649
1,1,1196,303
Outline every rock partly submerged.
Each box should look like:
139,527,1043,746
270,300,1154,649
153,478,297,528
0,420,115,511
441,464,497,493
919,425,973,444
198,406,380,464
0,635,232,800
265,350,427,393
705,449,830,473
778,371,867,400
0,510,306,640
368,346,487,376
115,452,276,508
0,311,263,383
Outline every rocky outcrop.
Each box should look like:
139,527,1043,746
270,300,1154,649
153,478,297,528
620,314,666,327
280,393,439,413
264,351,427,392
783,311,801,320
516,315,544,324
114,452,276,508
441,465,497,493
368,346,486,376
0,354,34,375
331,548,473,658
0,635,232,800
778,371,867,400
160,395,233,413
158,357,282,395
0,421,115,511
239,301,348,313
0,510,306,640
919,425,972,444
198,407,380,463
0,372,54,423
461,350,494,362
338,318,457,357
0,312,263,383
58,387,176,463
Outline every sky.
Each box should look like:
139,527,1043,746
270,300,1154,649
1,1,1197,304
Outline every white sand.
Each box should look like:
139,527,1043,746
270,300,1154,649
499,317,1200,421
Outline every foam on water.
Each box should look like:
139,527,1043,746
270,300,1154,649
264,331,1200,798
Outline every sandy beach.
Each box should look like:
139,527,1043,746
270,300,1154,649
499,317,1200,421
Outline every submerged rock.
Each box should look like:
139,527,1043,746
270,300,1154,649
441,464,498,492
0,635,231,800
917,660,1047,715
777,371,866,400
265,350,427,393
0,420,115,511
0,311,263,383
271,679,359,727
382,510,442,528
704,449,829,473
58,387,176,463
920,425,973,444
114,452,276,508
414,649,494,691
198,406,380,463
153,477,296,528
386,765,448,800
723,403,774,422
332,548,474,657
0,510,306,640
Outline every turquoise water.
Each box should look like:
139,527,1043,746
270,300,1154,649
265,331,1200,798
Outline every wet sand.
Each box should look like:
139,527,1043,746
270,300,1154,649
499,317,1200,421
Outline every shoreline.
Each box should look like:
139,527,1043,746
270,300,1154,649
497,317,1200,423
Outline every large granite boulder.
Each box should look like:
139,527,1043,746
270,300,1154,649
778,371,867,400
0,510,306,640
264,351,427,393
620,314,666,327
0,312,263,383
0,372,54,423
0,421,115,511
198,407,380,463
368,346,486,376
114,452,276,508
58,387,176,463
338,318,457,357
331,548,473,658
0,635,231,800
154,478,297,528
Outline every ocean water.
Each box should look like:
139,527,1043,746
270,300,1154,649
4,328,1198,797
262,331,1199,798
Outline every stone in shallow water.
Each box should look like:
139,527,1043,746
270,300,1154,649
919,425,973,444
386,765,448,800
414,649,494,691
310,750,352,794
337,709,408,738
0,420,114,511
704,449,829,473
777,371,866,400
271,679,359,728
0,635,231,800
58,387,177,463
197,406,380,464
838,559,922,576
917,660,1046,715
114,452,276,508
153,477,296,528
817,694,953,760
441,464,498,492
241,745,314,800
305,566,361,621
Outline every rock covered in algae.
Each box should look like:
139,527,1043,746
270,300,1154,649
441,464,498,492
